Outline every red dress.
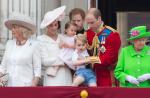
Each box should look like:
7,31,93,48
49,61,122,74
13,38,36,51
86,25,121,87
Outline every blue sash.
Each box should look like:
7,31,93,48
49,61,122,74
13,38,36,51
98,28,112,43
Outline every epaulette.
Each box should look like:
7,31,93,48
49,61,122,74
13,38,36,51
105,25,118,33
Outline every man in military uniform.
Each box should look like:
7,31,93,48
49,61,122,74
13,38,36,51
85,8,121,87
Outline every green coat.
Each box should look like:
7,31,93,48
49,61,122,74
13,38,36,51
114,45,150,87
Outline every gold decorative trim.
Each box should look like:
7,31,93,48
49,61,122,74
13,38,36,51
105,26,118,33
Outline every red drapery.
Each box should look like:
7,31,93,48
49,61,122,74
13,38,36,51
0,87,149,98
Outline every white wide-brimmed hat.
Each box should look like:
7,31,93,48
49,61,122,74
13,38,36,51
5,12,36,33
40,5,66,29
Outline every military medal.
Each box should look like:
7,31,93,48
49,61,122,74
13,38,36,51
100,45,106,53
101,36,105,44
99,36,106,53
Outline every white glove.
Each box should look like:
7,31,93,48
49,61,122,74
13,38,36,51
137,74,150,82
126,75,139,85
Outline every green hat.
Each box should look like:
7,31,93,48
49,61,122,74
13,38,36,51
127,26,150,41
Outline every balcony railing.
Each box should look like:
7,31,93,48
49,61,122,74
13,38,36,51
0,86,149,98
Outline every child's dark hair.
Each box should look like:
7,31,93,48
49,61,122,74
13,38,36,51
65,21,76,34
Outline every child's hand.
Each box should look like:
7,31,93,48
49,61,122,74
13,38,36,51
62,43,69,48
59,41,65,48
84,57,91,63
59,43,63,48
60,43,73,48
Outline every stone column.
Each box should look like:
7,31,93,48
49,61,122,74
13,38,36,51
117,12,128,47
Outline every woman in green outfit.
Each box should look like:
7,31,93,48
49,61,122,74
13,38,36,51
115,26,150,87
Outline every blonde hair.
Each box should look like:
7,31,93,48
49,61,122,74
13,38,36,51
74,34,87,44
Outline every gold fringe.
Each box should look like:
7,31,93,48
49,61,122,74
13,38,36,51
87,35,100,56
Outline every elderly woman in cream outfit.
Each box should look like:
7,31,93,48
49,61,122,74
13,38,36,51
0,12,41,86
37,6,72,86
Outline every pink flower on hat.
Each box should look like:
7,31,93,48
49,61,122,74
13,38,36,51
131,30,140,37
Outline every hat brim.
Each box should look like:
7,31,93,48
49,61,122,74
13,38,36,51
127,32,150,41
40,12,56,29
40,6,66,29
5,20,36,33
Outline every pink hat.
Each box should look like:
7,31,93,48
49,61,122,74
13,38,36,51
40,5,66,29
5,12,36,33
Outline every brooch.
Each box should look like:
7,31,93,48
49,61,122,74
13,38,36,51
99,45,106,53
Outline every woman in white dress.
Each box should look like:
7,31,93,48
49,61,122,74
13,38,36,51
37,6,72,86
0,12,41,87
